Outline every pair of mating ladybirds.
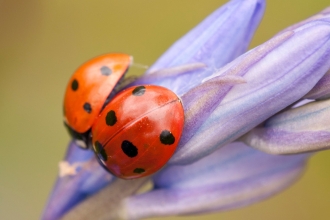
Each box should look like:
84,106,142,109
63,54,185,179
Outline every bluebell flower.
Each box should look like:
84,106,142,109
42,0,330,219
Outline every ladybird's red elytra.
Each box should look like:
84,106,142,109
63,53,185,179
92,85,185,179
63,53,132,135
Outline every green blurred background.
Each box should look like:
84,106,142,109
1,0,330,219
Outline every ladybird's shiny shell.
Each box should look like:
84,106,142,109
63,53,132,133
92,85,184,179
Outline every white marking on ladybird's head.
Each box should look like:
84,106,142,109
75,139,87,149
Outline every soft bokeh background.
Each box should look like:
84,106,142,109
1,0,329,219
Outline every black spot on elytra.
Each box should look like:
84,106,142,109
105,110,117,126
100,66,112,76
132,86,146,96
71,79,79,91
83,102,92,113
160,130,175,145
133,168,145,174
121,140,138,157
94,141,107,161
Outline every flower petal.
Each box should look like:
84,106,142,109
42,142,115,220
171,20,330,165
131,0,265,95
148,0,265,71
280,8,330,101
241,99,330,154
180,75,246,147
124,142,309,219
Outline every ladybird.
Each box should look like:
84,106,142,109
63,53,132,148
91,85,185,179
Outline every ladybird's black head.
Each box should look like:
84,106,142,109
63,122,92,150
100,67,132,112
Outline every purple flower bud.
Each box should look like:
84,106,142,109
42,1,330,219
171,19,330,165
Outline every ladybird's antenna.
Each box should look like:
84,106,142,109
131,62,149,70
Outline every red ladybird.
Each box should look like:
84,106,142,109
63,53,132,148
91,85,185,179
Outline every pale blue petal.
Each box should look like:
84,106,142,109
171,20,330,165
125,142,308,219
241,99,330,154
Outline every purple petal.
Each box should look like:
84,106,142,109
131,0,265,95
148,0,265,71
171,20,330,165
278,8,330,101
241,99,330,154
124,142,309,219
128,63,207,95
180,75,246,147
42,142,115,220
